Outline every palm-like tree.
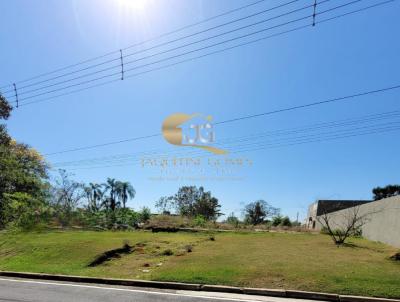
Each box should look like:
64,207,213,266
89,183,102,212
103,178,118,211
115,181,136,209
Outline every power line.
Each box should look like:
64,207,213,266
51,110,400,168
7,0,376,106
43,81,400,157
4,0,313,100
0,0,270,90
44,133,161,156
62,124,400,170
215,84,400,125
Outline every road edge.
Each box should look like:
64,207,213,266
0,271,398,302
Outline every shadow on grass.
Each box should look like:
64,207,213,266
342,242,388,254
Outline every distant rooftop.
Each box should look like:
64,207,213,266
315,199,373,216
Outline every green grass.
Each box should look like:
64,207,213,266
0,230,399,298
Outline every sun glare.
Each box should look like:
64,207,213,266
117,0,150,12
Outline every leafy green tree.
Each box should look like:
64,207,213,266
115,181,135,209
0,94,12,120
281,216,292,227
84,183,103,212
0,141,49,228
3,192,50,231
0,93,12,146
272,215,282,226
139,207,151,223
103,178,119,211
170,186,221,220
244,200,280,225
173,186,199,217
1,94,49,228
193,188,221,220
372,185,400,200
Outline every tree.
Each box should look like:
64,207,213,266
193,188,221,220
170,186,222,220
173,186,200,217
317,206,373,246
272,215,283,226
2,192,50,230
0,94,12,120
0,141,49,228
244,200,280,225
0,94,12,145
139,207,151,223
84,183,103,212
281,216,292,227
372,185,400,201
50,169,84,227
155,196,174,214
115,181,135,209
103,178,119,211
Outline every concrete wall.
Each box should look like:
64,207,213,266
315,195,400,248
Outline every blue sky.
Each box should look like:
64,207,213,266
1,0,399,221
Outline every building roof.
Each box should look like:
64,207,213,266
316,200,373,216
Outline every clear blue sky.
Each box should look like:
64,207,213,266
1,0,399,221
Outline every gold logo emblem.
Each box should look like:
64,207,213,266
162,113,228,155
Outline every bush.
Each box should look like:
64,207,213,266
139,207,151,223
281,216,292,227
2,192,50,231
272,215,283,226
194,215,206,227
226,213,240,228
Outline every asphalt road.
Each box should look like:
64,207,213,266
0,277,317,302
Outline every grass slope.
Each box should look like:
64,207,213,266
0,231,399,298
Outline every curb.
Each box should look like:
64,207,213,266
201,284,243,294
0,271,199,291
286,290,339,301
0,271,399,302
339,296,400,302
243,287,286,297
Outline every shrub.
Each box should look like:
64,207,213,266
226,212,240,228
281,216,292,227
3,192,50,231
194,215,206,227
139,207,151,223
162,249,174,256
272,215,283,227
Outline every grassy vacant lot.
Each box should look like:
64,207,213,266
0,230,399,298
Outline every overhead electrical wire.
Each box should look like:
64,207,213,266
0,0,298,96
43,80,400,157
21,0,396,109
61,120,400,170
3,0,322,100
4,0,393,106
51,110,400,168
0,0,270,90
53,110,400,168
